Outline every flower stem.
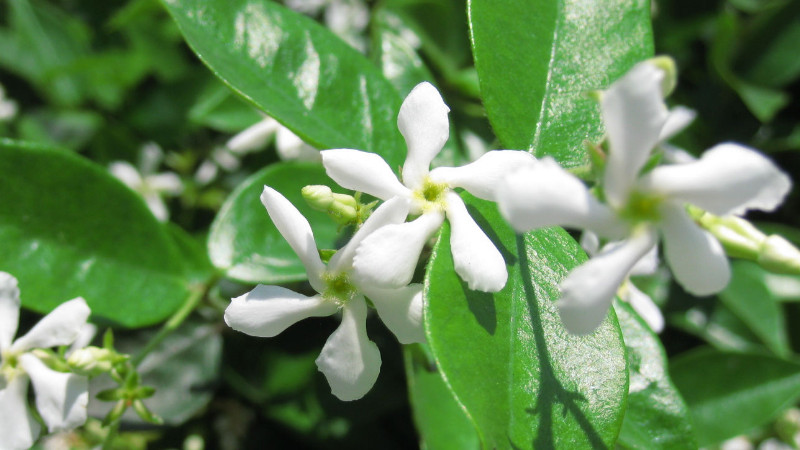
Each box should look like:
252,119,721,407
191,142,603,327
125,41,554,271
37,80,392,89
101,419,120,450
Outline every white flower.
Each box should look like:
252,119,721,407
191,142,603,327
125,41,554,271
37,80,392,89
110,143,183,222
321,82,533,292
224,187,425,401
497,60,791,334
0,84,18,122
0,272,91,449
285,0,369,52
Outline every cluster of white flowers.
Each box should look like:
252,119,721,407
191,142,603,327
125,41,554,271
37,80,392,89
0,272,92,449
226,60,791,400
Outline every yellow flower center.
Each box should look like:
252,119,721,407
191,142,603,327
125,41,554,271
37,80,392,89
412,177,449,213
321,271,358,307
620,190,663,224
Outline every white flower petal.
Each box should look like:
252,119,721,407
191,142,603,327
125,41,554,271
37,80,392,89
399,82,450,188
429,150,537,201
624,281,664,333
558,229,657,335
641,143,792,216
144,193,169,222
661,144,697,164
147,173,183,195
579,231,601,256
260,186,326,291
315,297,381,401
353,211,444,288
138,142,164,175
321,149,410,200
0,271,20,351
194,159,219,185
445,193,507,292
329,197,410,272
224,285,336,338
659,106,696,142
660,203,730,295
18,354,88,432
226,117,280,154
11,298,90,353
66,323,97,357
602,61,669,208
276,127,320,161
0,375,40,449
497,158,626,239
109,161,143,190
629,243,659,276
361,284,425,344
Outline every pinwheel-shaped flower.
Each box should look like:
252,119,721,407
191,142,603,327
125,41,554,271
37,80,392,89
497,60,791,334
224,187,424,401
109,143,183,222
322,82,534,292
0,272,91,449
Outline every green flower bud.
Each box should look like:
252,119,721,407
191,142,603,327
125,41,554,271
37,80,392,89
758,235,800,274
648,55,677,97
67,346,117,376
302,185,359,225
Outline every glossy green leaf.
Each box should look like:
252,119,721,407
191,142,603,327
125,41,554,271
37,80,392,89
208,162,341,284
161,0,405,168
671,348,800,446
404,343,479,450
188,78,263,133
0,139,190,327
425,193,628,449
372,9,436,96
468,0,654,167
614,300,696,449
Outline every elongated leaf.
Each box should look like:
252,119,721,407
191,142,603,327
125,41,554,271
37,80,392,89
161,0,405,167
425,193,627,449
468,0,653,167
671,348,800,446
208,162,341,284
404,344,479,450
614,300,696,449
0,139,191,327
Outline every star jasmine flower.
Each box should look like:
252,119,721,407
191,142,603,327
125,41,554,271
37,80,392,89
0,272,91,449
321,82,534,292
224,186,425,401
109,143,183,222
497,60,791,334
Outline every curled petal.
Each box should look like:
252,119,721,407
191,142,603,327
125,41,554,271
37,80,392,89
361,284,425,344
659,106,696,142
225,285,337,338
321,149,410,200
329,197,410,272
19,354,88,432
558,229,657,335
497,158,626,239
602,61,669,208
641,143,791,216
0,271,20,351
11,298,90,353
316,297,381,401
399,82,450,188
261,186,326,291
226,117,279,154
624,281,665,333
660,203,730,295
430,150,537,201
0,375,40,449
353,211,445,288
446,193,507,292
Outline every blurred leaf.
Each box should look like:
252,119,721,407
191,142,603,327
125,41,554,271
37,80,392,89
208,162,342,284
0,139,190,327
189,78,263,133
165,223,216,283
17,109,103,150
718,261,789,357
468,0,654,167
425,193,627,449
404,344,479,450
161,0,406,168
614,300,696,449
371,9,435,96
737,1,800,87
671,348,800,446
90,319,222,425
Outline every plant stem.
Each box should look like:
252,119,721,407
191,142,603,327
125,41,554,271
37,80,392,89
101,419,120,450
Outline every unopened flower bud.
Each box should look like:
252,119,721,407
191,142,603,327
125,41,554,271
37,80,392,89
67,346,118,376
758,235,800,274
302,185,358,225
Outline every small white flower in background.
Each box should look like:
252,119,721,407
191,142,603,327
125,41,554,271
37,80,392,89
224,187,425,401
497,59,791,335
284,0,369,52
0,84,18,122
0,272,91,450
110,142,183,222
322,82,534,293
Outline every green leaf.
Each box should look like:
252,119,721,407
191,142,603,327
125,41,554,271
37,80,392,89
468,0,654,167
404,343,480,450
614,300,696,449
188,78,264,133
671,348,800,446
208,162,341,284
0,139,191,327
718,261,789,357
161,0,405,168
371,9,436,96
425,193,628,449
